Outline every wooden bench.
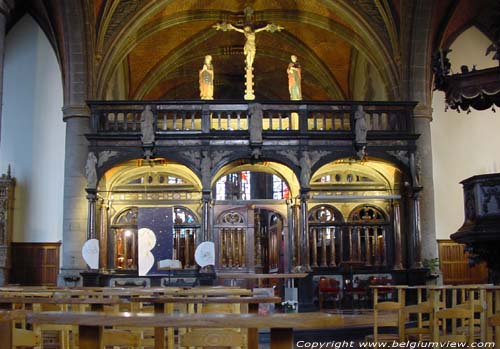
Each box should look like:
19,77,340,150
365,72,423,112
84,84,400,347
20,311,343,349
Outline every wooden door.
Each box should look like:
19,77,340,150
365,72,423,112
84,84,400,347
11,242,60,285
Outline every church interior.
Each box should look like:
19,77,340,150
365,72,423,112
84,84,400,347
0,0,500,347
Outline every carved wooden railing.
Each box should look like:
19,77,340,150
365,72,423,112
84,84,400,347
88,101,416,136
309,224,391,269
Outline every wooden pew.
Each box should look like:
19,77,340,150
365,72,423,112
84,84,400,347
25,311,344,349
131,294,281,349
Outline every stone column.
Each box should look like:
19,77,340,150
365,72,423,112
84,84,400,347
201,191,212,242
414,106,438,262
86,190,97,240
98,199,108,271
58,108,90,285
392,201,404,270
292,201,300,270
408,189,424,269
0,168,14,286
300,191,310,270
0,0,14,142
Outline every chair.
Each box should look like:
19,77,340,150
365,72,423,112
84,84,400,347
402,302,434,341
369,276,394,303
180,297,248,348
488,313,500,348
366,288,404,343
433,306,474,345
318,277,341,309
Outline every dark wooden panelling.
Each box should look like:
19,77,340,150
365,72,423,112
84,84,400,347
10,242,61,286
438,240,488,285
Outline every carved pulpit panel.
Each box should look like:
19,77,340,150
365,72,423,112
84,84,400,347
0,168,15,286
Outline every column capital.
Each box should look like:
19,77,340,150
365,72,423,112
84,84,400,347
0,0,15,16
413,103,433,120
62,104,90,120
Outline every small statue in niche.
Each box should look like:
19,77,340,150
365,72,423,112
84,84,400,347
199,55,214,100
287,55,302,100
85,152,98,189
140,105,155,144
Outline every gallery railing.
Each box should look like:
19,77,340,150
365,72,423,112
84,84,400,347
88,100,416,137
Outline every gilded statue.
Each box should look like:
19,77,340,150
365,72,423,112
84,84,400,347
287,55,302,100
213,22,283,70
199,55,214,100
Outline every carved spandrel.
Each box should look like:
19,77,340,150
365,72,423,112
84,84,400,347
276,150,299,165
98,151,118,167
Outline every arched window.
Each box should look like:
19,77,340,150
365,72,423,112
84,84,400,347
214,171,289,200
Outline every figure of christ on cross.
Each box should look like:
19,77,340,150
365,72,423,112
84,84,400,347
213,21,283,100
213,22,284,70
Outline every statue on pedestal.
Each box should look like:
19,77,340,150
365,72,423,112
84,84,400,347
354,105,367,144
140,105,155,144
354,105,367,159
287,55,302,100
199,55,214,100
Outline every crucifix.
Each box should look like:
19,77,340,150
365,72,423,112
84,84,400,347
213,10,283,100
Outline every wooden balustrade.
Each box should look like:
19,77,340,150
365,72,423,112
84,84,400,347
89,101,416,136
172,228,197,268
220,228,246,268
309,225,389,268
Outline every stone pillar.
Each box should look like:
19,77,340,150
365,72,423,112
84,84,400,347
98,199,108,271
0,168,14,286
86,190,97,240
300,192,310,271
392,201,404,270
201,191,212,242
414,106,438,262
409,189,424,269
292,200,300,270
0,1,14,142
58,109,90,285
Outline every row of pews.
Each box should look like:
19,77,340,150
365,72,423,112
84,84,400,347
369,284,500,346
0,285,342,349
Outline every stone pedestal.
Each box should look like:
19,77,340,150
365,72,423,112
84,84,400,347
244,67,255,100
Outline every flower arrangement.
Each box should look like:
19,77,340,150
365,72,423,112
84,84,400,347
281,300,298,313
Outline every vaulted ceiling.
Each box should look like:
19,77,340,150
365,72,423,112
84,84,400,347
7,0,500,102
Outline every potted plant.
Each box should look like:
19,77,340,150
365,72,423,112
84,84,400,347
423,258,441,283
281,300,298,313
